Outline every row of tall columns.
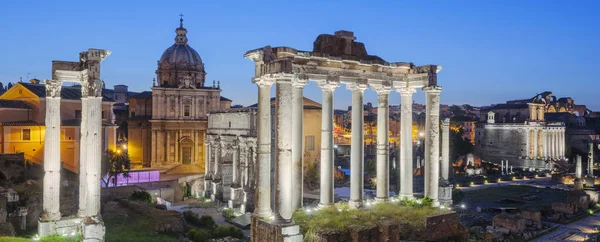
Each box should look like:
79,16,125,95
318,79,338,206
526,128,566,160
423,87,442,204
398,87,416,199
348,82,368,208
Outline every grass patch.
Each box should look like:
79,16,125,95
0,237,31,242
104,207,179,242
293,201,446,240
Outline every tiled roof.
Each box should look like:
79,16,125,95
220,96,232,102
0,100,31,109
20,83,115,102
1,120,41,126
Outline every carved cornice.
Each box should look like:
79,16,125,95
44,80,62,98
397,87,417,95
316,79,340,92
370,81,393,95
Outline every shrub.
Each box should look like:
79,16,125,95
187,229,211,242
184,210,200,224
198,215,216,229
129,190,153,203
212,226,244,239
222,208,235,219
472,176,485,185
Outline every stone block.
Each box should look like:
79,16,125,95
38,217,83,237
567,191,590,210
438,186,453,206
350,224,378,242
552,202,577,215
423,212,468,241
377,221,400,242
492,214,526,234
586,190,600,204
83,222,105,242
519,210,542,229
250,215,303,242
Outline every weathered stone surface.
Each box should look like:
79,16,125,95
250,215,302,242
422,212,468,241
492,214,526,233
0,222,15,237
553,202,577,215
519,211,542,229
567,191,590,210
350,224,378,242
313,230,351,242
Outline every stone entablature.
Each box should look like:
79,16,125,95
151,87,222,120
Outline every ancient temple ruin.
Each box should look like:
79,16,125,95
244,30,449,241
38,48,110,241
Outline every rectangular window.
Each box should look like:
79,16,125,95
184,105,190,117
306,135,315,151
75,110,82,119
22,129,31,141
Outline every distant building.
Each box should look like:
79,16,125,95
0,81,117,172
127,17,231,173
475,93,568,169
205,97,322,213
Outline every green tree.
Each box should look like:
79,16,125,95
101,150,131,186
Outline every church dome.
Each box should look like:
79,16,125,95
156,16,206,88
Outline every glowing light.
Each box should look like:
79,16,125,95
497,179,501,182
440,205,445,209
116,149,121,154
122,144,127,150
471,182,474,185
460,204,466,209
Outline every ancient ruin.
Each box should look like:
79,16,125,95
244,30,447,241
38,48,110,241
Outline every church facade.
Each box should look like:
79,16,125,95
127,18,231,172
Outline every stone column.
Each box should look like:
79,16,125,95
166,131,171,162
560,129,565,158
532,129,538,159
398,87,416,199
423,86,442,205
204,140,212,197
78,96,88,217
372,83,392,201
85,79,104,218
42,80,62,221
275,78,294,222
348,82,368,208
441,118,450,181
589,142,594,177
575,155,584,191
253,78,274,218
317,78,339,207
229,142,241,209
542,129,547,159
211,141,222,200
291,77,307,211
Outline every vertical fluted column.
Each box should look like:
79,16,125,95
423,86,442,205
372,83,392,201
576,155,583,178
550,130,555,159
348,82,368,208
205,141,212,179
275,78,294,222
317,78,339,207
441,118,450,181
398,87,416,199
533,129,538,159
213,142,221,181
78,96,87,217
525,130,530,158
542,129,547,159
560,129,565,158
85,80,103,217
291,77,307,211
589,142,594,177
253,78,274,218
42,80,62,221
232,143,240,187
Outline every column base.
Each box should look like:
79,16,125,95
399,193,414,200
318,202,334,209
228,187,243,211
251,215,302,242
348,200,364,209
202,178,212,198
38,217,83,238
438,186,453,207
585,176,596,188
210,180,222,201
374,197,389,202
83,217,106,242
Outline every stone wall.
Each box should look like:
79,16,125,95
492,214,526,233
552,202,577,215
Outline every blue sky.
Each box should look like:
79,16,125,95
1,0,598,110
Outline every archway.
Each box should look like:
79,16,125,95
179,137,195,164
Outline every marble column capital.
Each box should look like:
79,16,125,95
422,86,442,93
316,79,340,91
43,80,63,98
442,118,450,127
397,87,416,95
346,82,369,92
252,77,275,88
371,83,393,95
292,76,309,88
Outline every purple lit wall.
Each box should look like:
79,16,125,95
102,170,161,187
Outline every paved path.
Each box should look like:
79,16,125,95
456,177,554,191
533,213,600,241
